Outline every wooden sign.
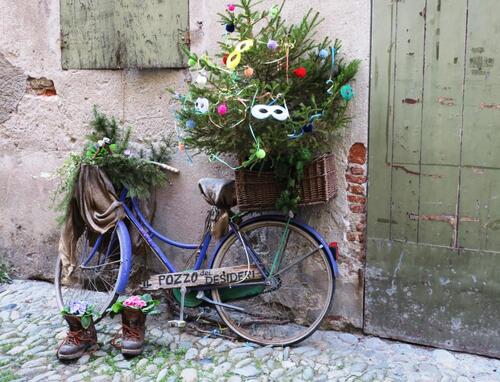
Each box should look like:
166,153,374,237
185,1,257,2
142,265,263,291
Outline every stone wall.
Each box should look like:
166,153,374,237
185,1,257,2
0,0,370,330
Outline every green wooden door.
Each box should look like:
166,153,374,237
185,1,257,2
366,0,500,357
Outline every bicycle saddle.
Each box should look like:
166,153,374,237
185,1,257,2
198,178,237,209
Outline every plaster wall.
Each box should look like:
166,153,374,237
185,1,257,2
0,0,370,329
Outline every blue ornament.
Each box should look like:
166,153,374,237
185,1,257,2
319,49,329,59
225,23,235,33
303,123,314,133
340,84,354,101
186,119,196,129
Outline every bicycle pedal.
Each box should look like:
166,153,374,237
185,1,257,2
168,320,186,328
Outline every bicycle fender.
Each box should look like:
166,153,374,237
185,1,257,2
116,220,133,293
208,215,339,278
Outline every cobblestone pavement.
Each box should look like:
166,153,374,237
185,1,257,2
0,280,499,382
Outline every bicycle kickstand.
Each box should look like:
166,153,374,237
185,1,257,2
168,284,187,329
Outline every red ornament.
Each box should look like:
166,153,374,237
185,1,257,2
293,67,307,78
223,54,228,65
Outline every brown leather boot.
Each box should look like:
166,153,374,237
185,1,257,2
57,314,98,360
121,307,146,356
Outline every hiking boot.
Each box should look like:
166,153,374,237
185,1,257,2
121,307,146,356
57,314,98,360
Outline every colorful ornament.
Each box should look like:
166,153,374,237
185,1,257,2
217,103,228,116
293,67,307,78
243,66,254,78
178,142,185,152
269,5,279,18
255,148,266,159
195,73,208,86
251,104,289,121
225,23,235,33
226,39,254,70
186,119,197,129
222,54,228,65
319,48,329,59
195,97,210,114
188,57,197,67
267,39,278,50
340,84,354,101
227,3,236,12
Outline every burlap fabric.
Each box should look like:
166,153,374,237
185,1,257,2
198,178,236,239
58,165,154,283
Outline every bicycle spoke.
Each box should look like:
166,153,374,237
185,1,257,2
56,224,124,319
212,220,334,346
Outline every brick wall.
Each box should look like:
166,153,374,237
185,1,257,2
345,143,367,269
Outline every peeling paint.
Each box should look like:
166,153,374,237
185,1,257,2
479,102,500,110
390,164,442,178
437,96,455,106
402,98,420,104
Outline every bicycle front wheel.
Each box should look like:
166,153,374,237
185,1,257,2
211,218,335,346
55,221,130,320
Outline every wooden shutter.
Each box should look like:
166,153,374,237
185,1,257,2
60,0,189,69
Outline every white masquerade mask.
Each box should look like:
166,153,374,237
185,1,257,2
251,104,289,121
195,97,209,114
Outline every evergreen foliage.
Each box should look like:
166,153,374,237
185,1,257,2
172,0,359,211
54,108,175,222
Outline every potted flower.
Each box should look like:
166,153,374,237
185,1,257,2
57,301,99,360
109,294,160,356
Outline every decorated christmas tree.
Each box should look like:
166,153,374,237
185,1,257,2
172,0,359,211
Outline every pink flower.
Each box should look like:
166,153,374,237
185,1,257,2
123,295,147,309
227,3,236,12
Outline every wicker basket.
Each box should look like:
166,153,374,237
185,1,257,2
235,153,337,211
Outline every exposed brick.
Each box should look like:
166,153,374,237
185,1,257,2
346,232,366,242
346,232,358,241
348,142,367,165
350,204,366,214
26,76,56,96
356,222,366,231
347,195,366,204
346,174,367,184
348,184,365,195
349,166,365,175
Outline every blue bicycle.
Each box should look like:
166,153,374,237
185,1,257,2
55,177,338,346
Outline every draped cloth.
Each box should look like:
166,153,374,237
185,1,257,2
58,165,157,284
58,165,125,283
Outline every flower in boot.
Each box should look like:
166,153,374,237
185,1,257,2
123,295,147,309
68,301,88,316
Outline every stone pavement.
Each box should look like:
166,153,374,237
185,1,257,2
0,280,499,382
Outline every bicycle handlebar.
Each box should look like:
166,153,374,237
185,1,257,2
147,160,180,174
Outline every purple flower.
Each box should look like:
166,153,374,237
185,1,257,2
267,39,278,50
68,301,88,316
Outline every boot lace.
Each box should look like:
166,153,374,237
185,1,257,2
63,330,84,346
122,324,141,340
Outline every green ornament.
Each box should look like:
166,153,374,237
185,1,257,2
85,145,98,159
269,5,279,18
255,148,266,159
188,57,197,67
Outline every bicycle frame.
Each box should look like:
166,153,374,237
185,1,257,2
84,188,339,294
120,190,272,278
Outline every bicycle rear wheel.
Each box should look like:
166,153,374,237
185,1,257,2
211,218,335,346
54,221,130,320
